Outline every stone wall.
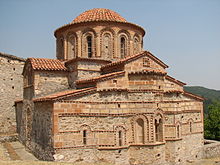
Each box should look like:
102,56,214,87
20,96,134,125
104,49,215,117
203,140,220,159
0,53,25,133
29,101,54,160
34,71,69,97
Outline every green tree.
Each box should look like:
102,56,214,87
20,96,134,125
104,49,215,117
204,101,220,140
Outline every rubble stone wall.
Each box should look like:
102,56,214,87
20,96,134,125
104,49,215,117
0,54,25,133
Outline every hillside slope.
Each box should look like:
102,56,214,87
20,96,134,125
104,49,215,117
184,86,220,114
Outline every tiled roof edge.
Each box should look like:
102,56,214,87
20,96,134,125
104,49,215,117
0,52,26,62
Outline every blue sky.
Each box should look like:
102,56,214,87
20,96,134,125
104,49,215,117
0,0,220,90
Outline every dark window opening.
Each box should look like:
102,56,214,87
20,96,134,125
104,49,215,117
87,36,92,58
12,86,14,89
118,104,120,108
119,131,122,146
113,79,117,84
189,122,192,133
120,37,126,58
83,130,87,145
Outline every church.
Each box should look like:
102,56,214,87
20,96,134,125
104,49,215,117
15,8,204,165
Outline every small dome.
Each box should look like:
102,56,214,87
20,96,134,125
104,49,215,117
72,8,127,24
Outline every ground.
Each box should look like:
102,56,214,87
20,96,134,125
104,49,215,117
0,141,220,165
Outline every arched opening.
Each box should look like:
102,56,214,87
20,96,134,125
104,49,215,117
155,117,163,142
120,37,126,58
83,130,87,145
103,33,111,59
87,36,92,58
67,34,75,59
134,37,139,54
136,118,144,144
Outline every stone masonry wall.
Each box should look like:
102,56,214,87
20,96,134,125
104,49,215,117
0,53,25,133
34,71,69,97
30,101,54,160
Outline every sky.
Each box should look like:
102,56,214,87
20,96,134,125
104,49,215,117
0,0,220,90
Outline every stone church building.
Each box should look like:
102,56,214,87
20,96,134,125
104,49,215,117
15,8,204,165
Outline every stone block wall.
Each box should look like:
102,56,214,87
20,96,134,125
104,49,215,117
0,53,25,133
34,71,69,97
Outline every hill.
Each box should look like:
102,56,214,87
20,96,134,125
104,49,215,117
184,86,220,114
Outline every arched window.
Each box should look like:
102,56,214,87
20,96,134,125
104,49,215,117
136,118,144,144
134,37,139,54
83,130,87,145
87,36,92,58
118,131,122,146
155,116,163,142
103,33,111,59
57,37,64,59
120,37,126,58
67,34,76,59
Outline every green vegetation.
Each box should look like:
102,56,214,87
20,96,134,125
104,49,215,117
184,86,220,140
204,101,220,140
184,86,220,114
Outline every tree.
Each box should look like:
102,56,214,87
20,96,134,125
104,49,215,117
204,101,220,140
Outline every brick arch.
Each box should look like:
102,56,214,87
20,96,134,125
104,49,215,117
131,114,149,144
133,33,141,54
154,110,164,142
114,125,126,146
79,124,92,145
188,118,194,134
117,29,131,58
81,28,97,57
100,29,115,59
66,32,78,59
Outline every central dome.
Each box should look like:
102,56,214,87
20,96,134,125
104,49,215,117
72,8,127,23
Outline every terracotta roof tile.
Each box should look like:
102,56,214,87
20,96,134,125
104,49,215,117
72,8,127,24
33,87,96,102
28,58,67,71
76,71,125,85
184,91,205,101
166,75,186,86
101,51,168,71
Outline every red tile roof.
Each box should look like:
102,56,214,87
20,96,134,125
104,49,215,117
184,91,205,101
33,87,97,102
27,58,67,71
76,71,125,85
101,51,168,71
72,8,127,24
166,75,186,86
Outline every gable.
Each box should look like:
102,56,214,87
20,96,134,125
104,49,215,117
124,54,167,73
101,51,168,74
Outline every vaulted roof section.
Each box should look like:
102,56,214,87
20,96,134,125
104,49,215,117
25,58,67,71
72,8,127,24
